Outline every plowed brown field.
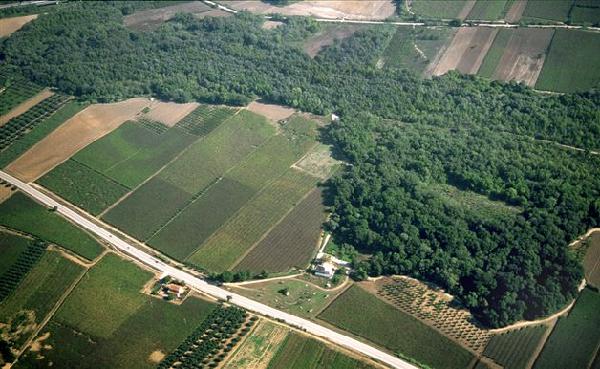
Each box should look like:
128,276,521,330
431,27,498,76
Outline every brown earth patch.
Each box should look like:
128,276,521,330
0,14,38,38
303,24,364,58
432,27,498,76
196,9,232,18
262,20,284,30
0,89,54,127
246,101,295,122
0,185,14,203
148,350,166,363
505,0,528,23
6,98,152,182
492,28,553,87
29,332,50,352
457,0,477,21
143,101,199,127
124,1,210,30
221,1,396,20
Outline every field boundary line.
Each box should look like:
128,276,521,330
98,108,242,218
225,273,304,287
228,184,317,270
523,319,557,369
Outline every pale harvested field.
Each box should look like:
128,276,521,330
124,1,210,29
143,101,199,127
246,101,295,122
221,1,396,20
303,24,364,57
0,14,37,37
457,0,477,21
262,20,283,30
6,98,152,182
431,27,498,76
196,9,231,18
493,28,554,86
0,89,53,127
505,0,528,23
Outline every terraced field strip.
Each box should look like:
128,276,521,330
0,88,53,126
0,74,42,116
103,109,272,241
0,192,104,260
187,168,320,272
319,284,475,369
532,288,600,369
535,29,600,93
505,0,527,23
234,188,327,273
483,324,549,369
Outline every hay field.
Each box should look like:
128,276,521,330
6,98,151,181
0,14,37,38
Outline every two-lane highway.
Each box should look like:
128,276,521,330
0,170,417,369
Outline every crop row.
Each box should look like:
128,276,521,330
0,94,70,151
137,117,169,135
483,325,547,369
158,305,255,369
175,105,236,136
0,75,43,116
0,239,47,302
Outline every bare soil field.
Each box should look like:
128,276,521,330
457,0,477,21
142,101,199,127
0,89,54,127
0,14,37,38
6,98,152,182
262,20,284,30
505,0,528,23
0,186,13,203
123,1,211,30
431,27,498,76
303,24,364,57
492,28,553,86
221,1,396,20
246,101,295,122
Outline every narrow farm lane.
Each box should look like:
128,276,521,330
0,170,417,369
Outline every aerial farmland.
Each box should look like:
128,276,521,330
0,1,599,369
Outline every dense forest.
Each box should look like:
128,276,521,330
1,1,599,327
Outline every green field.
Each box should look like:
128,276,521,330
477,28,513,78
318,285,475,369
0,101,87,168
268,332,377,369
16,296,216,369
570,0,600,25
383,26,455,75
412,0,469,19
103,110,274,240
466,0,509,20
522,0,573,22
0,231,31,275
533,288,600,369
0,250,84,347
0,192,104,260
38,159,130,215
55,253,152,338
188,169,319,272
536,29,600,92
483,325,548,369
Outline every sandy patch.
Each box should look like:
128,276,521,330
431,27,498,76
247,101,295,122
457,0,477,21
30,332,51,352
505,0,527,23
492,28,553,86
262,20,283,30
6,98,152,182
303,24,363,57
221,1,396,20
143,101,199,127
0,14,38,37
148,350,165,363
124,1,210,30
0,89,54,127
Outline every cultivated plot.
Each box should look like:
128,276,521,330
124,1,211,30
483,324,550,369
505,0,528,22
0,14,37,38
583,232,600,289
521,0,573,23
0,88,53,126
303,24,365,58
466,0,510,21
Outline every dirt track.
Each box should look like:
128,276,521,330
431,27,498,76
492,28,554,86
0,14,37,37
0,89,54,127
6,98,152,182
220,1,396,20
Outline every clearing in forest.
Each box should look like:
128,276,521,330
0,89,54,127
123,1,211,30
220,1,396,20
303,24,365,58
430,27,498,76
0,14,38,38
5,98,152,182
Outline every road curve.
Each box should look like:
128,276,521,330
0,170,417,369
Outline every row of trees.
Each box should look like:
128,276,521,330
1,2,599,326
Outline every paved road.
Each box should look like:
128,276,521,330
0,170,417,369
